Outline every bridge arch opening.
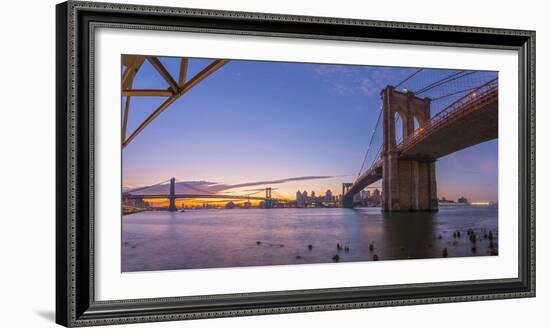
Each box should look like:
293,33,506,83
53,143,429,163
413,114,421,135
394,111,404,144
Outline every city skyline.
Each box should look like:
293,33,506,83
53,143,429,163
135,185,485,210
122,56,498,203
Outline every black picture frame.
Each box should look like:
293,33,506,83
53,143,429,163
56,1,536,326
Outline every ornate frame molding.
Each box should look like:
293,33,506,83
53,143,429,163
56,1,535,326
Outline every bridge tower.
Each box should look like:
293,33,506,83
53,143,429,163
168,177,177,212
264,187,273,209
342,183,353,208
381,86,438,212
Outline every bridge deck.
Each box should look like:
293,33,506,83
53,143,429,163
346,161,383,197
398,89,498,160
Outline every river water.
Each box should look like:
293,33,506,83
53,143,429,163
122,206,498,272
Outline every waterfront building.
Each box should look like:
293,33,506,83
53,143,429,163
458,196,468,204
365,188,381,206
122,196,150,209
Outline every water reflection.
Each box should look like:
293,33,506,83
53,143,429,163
122,206,498,272
381,211,437,260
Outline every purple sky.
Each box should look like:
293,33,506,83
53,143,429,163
122,57,498,202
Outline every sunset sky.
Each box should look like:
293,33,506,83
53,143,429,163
122,56,498,203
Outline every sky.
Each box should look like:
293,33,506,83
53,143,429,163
122,56,498,203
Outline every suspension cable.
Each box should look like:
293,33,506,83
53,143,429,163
431,86,479,102
358,108,382,177
415,71,476,95
175,180,214,195
272,191,288,200
126,178,171,193
395,68,423,88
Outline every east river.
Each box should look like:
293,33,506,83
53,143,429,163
122,206,498,272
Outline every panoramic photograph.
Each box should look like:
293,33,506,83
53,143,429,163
121,54,499,272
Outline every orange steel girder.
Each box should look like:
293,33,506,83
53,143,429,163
121,55,229,148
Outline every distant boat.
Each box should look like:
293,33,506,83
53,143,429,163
179,208,185,212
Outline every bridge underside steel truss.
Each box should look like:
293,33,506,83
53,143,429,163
121,55,229,148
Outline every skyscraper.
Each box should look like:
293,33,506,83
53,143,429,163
325,190,334,203
296,190,305,207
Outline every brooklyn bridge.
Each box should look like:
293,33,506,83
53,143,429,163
121,55,498,212
342,77,497,211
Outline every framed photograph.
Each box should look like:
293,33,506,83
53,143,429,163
56,1,535,326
